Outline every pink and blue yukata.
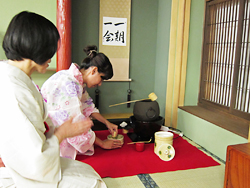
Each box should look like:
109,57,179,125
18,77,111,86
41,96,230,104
41,63,98,159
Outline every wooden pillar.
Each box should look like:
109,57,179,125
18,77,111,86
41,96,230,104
57,0,71,71
165,0,191,128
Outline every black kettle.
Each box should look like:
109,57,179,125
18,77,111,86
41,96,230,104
133,100,160,121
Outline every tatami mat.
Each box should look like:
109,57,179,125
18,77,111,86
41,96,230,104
103,175,145,188
103,165,225,188
102,135,226,188
103,164,225,188
150,165,225,188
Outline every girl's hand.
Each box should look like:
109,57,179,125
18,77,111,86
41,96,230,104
95,137,123,149
106,122,118,136
101,139,123,149
54,117,93,143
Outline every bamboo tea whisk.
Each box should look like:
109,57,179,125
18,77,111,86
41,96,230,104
109,92,157,107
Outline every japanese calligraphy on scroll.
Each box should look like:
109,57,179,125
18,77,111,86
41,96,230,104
102,17,127,46
99,0,131,81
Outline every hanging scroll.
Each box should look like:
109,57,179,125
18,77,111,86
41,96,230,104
99,0,131,81
102,17,127,46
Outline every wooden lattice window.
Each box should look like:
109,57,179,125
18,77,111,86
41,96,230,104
199,0,250,121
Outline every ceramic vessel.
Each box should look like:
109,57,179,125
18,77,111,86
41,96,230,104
135,142,145,152
107,134,124,144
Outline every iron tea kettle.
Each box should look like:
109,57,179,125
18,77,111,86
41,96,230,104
133,100,160,122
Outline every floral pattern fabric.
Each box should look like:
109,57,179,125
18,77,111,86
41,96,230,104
41,63,99,159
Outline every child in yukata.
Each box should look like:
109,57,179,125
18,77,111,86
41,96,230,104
41,45,123,160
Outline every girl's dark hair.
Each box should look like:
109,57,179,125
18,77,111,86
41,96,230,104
2,11,60,65
79,45,113,80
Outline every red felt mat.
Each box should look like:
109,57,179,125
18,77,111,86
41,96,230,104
76,129,220,178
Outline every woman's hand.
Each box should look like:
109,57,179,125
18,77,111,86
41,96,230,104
106,122,118,137
54,117,93,143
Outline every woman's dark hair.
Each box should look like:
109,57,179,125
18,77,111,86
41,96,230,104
79,45,113,80
2,11,60,65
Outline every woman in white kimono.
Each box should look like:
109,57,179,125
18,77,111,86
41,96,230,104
0,11,106,188
41,45,123,160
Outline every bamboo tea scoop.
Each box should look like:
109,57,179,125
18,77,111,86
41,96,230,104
109,92,157,107
127,138,152,144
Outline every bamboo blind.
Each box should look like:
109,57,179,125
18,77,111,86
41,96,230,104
201,0,250,118
236,0,250,113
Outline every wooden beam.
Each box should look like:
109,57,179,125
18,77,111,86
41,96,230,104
165,0,191,128
248,123,250,142
57,0,71,71
165,0,178,127
172,0,186,128
179,0,191,106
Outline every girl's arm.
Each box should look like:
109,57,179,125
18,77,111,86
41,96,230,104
91,112,118,136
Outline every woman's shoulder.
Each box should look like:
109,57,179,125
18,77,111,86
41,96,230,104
0,62,33,89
